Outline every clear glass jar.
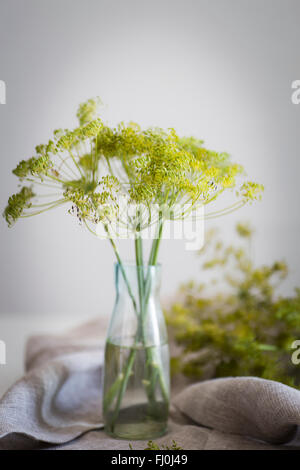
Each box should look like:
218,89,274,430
102,263,170,440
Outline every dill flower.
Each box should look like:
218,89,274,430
3,97,263,235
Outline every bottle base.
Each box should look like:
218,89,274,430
104,402,168,440
104,425,168,441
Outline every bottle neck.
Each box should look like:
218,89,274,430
115,263,161,298
108,262,167,347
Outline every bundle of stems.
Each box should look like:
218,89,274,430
103,219,167,429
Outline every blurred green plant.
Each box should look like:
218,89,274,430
166,223,300,387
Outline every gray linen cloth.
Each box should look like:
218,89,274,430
0,318,300,450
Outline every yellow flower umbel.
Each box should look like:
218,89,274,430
3,97,263,236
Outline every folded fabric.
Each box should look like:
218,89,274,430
0,318,299,450
173,378,300,445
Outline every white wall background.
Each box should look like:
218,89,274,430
0,0,300,396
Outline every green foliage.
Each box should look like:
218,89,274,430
3,97,263,236
166,224,300,387
144,440,183,450
129,440,183,450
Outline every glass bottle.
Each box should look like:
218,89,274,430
102,263,170,439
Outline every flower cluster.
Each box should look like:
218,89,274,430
3,186,35,227
3,97,264,234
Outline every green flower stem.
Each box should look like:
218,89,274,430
134,234,159,405
68,149,84,178
148,216,163,266
102,372,125,413
109,348,137,432
30,198,66,208
135,233,145,318
20,199,66,218
25,179,61,189
101,228,140,417
57,154,79,179
105,228,138,316
106,234,148,425
204,202,246,219
102,233,145,421
142,218,169,404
